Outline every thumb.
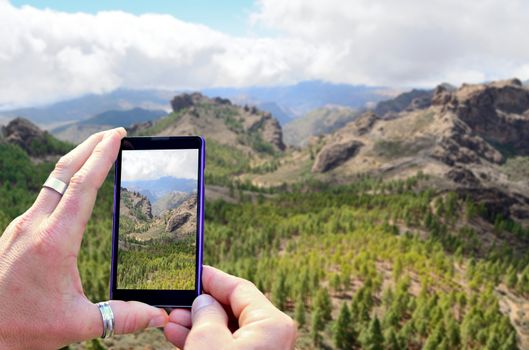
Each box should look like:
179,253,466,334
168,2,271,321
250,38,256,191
109,300,168,334
186,294,232,348
85,300,167,337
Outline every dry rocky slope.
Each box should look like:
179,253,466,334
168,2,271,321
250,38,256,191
130,92,285,154
309,78,529,223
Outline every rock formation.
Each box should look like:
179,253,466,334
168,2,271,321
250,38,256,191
134,92,286,153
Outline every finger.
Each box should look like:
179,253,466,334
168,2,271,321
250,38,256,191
164,322,190,350
169,308,192,327
32,130,108,216
202,265,276,325
184,294,232,349
80,300,168,340
110,300,168,334
46,128,125,251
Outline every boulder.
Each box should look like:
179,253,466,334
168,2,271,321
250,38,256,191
166,212,191,233
312,140,363,173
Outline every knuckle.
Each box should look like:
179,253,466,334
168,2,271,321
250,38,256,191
236,278,256,291
189,323,216,340
32,226,60,256
8,213,32,238
54,155,72,175
69,170,90,191
120,307,141,334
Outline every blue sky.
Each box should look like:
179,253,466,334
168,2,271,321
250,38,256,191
10,0,258,35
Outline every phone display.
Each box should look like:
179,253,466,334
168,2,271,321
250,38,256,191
110,136,204,307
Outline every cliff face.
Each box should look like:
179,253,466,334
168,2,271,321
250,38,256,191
120,187,153,221
305,79,529,222
435,79,529,155
131,92,286,153
165,195,197,238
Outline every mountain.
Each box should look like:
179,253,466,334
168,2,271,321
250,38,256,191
120,187,153,222
52,107,167,144
122,176,197,203
373,88,434,118
0,89,174,127
303,78,529,222
0,117,71,157
202,80,389,121
151,191,190,216
283,106,359,146
130,92,286,154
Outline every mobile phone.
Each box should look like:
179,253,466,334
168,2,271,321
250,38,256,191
110,136,205,307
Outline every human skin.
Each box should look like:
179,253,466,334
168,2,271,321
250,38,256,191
164,265,298,350
0,128,168,349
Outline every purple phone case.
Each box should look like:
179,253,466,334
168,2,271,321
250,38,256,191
109,136,205,307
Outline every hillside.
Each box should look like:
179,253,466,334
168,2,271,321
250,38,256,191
131,92,285,152
1,117,71,158
0,89,174,126
283,106,359,147
52,108,167,144
202,80,390,120
256,79,529,220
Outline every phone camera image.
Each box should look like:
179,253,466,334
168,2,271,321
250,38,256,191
118,148,199,290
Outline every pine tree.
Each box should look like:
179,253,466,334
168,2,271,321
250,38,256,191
315,287,332,321
311,308,324,347
272,272,288,310
501,332,518,350
333,303,355,349
364,316,384,350
294,300,306,328
445,316,460,348
506,268,518,289
385,329,401,350
331,273,341,292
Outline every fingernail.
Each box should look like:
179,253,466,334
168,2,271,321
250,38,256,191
148,315,167,328
114,127,127,136
192,294,215,313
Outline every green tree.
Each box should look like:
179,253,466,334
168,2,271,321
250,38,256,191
364,316,384,350
385,329,401,350
333,303,355,349
311,308,324,347
294,300,306,328
315,287,332,321
272,272,288,310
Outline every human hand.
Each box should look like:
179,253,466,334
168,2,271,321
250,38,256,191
164,265,297,350
0,128,168,349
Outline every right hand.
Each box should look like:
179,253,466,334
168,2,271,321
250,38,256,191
164,265,297,349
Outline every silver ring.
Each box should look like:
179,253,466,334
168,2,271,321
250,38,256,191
96,301,115,338
43,176,68,196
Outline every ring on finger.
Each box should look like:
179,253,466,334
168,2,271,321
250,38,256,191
42,176,68,196
96,301,115,338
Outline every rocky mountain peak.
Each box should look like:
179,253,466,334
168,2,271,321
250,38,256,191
1,117,69,157
434,78,529,155
1,117,44,151
135,92,286,153
302,78,529,221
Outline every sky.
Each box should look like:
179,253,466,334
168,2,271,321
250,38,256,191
1,0,529,108
121,149,198,181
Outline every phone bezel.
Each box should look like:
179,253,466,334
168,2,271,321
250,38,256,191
110,136,205,308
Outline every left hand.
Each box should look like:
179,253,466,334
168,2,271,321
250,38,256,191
0,128,168,350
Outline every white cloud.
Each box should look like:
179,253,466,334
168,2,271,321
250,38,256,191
1,0,529,108
121,149,198,181
251,0,529,87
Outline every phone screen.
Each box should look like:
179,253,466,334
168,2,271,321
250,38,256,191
117,148,199,291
